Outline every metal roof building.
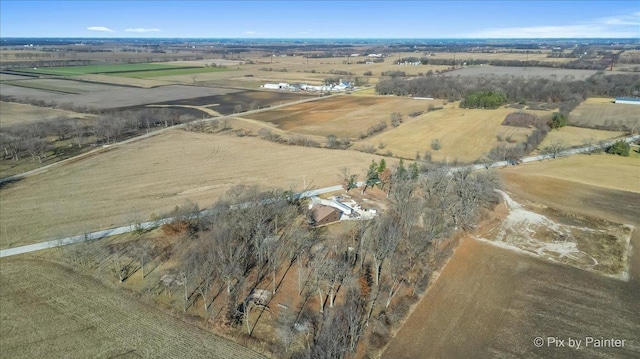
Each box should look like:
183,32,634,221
615,97,640,105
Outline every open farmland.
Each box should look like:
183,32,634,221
107,66,232,78
70,74,173,88
0,83,240,110
150,90,314,116
0,258,266,359
0,101,91,127
537,126,626,150
383,155,640,359
246,95,436,138
0,73,35,81
383,238,640,359
366,103,547,161
569,97,640,130
428,50,574,63
14,63,200,76
504,154,639,194
0,129,396,248
447,65,598,80
4,78,123,94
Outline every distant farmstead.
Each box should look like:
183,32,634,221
615,97,640,105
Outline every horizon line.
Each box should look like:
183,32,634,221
2,37,639,40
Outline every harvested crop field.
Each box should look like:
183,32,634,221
246,95,436,138
14,63,197,76
0,73,34,81
367,104,547,161
503,154,639,194
74,74,172,88
538,126,626,150
448,66,598,80
0,129,396,248
382,237,640,359
149,90,314,116
569,97,640,130
429,51,573,63
0,258,266,359
383,154,640,359
1,83,240,110
0,101,91,127
5,78,122,94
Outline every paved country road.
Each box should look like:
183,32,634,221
0,130,637,258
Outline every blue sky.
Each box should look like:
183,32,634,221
1,1,639,38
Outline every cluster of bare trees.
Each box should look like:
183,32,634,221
60,159,499,358
376,73,640,106
294,163,500,357
173,187,317,328
0,118,83,163
0,108,186,164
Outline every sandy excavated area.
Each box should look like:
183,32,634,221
477,190,631,278
0,129,395,248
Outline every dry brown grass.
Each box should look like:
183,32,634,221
0,129,396,248
246,95,435,138
537,126,626,150
428,50,573,63
366,103,547,161
569,97,640,130
503,154,639,194
0,101,92,127
78,74,173,88
0,257,266,359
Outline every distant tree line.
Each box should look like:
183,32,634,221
376,73,640,111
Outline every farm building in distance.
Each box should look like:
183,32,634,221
614,97,640,105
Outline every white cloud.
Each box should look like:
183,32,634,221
599,12,640,26
467,24,637,38
463,11,639,38
87,26,114,32
124,28,161,33
244,31,256,34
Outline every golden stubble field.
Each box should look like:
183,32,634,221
569,97,640,129
0,129,396,248
538,126,626,150
506,154,639,194
0,101,92,127
367,103,547,161
0,257,267,359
